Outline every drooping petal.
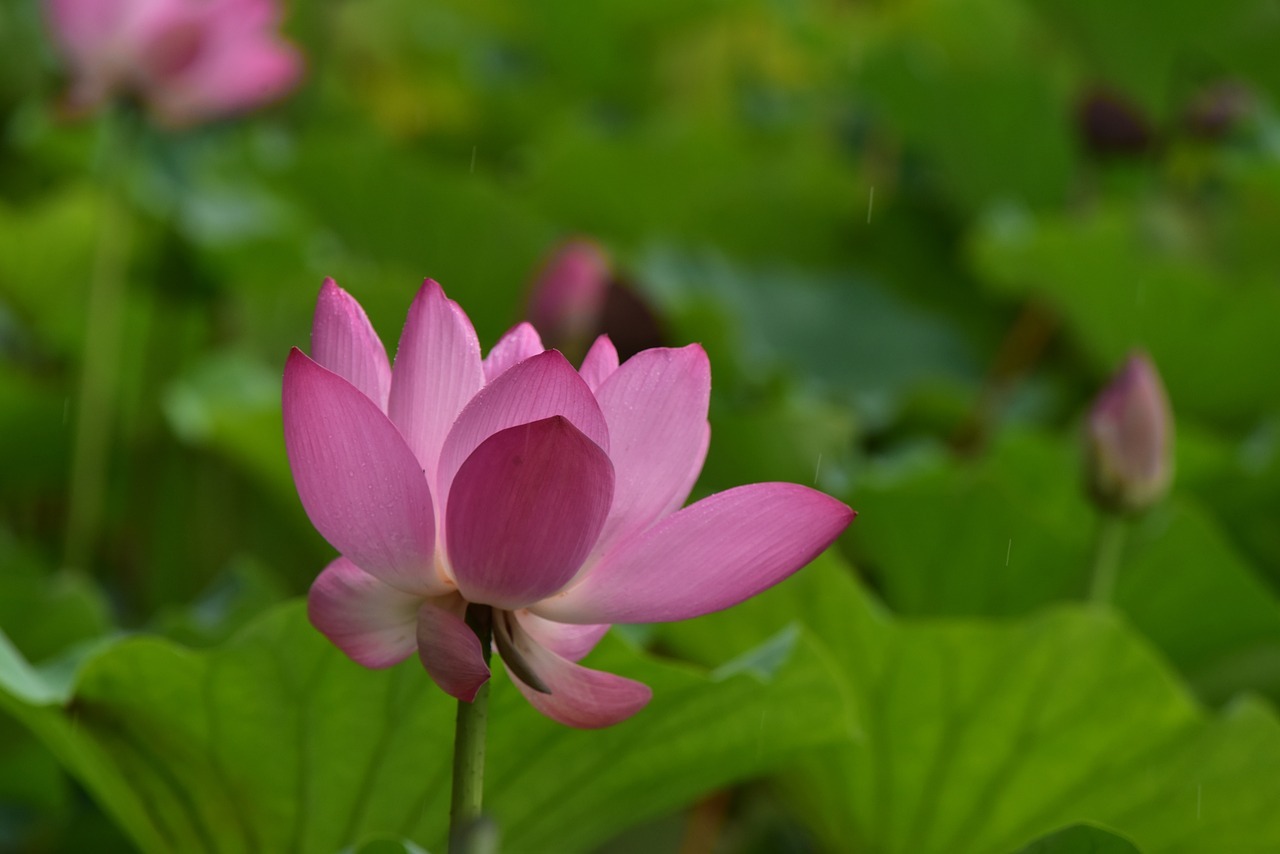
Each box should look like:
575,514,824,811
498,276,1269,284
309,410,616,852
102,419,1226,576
436,350,610,510
387,280,485,490
589,345,711,557
504,618,651,729
515,611,609,663
283,348,443,596
579,335,619,392
416,597,490,702
307,557,421,668
483,322,544,383
535,483,854,624
310,279,392,409
446,417,614,610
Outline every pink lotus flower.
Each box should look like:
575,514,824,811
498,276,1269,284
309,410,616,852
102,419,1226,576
1085,351,1175,514
44,0,302,127
284,279,854,728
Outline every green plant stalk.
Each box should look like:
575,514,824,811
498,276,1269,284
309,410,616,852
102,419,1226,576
450,604,493,852
1088,512,1128,605
64,107,139,573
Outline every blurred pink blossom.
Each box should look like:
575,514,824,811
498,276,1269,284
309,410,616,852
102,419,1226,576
526,238,612,357
283,279,854,728
1085,351,1175,514
45,0,302,127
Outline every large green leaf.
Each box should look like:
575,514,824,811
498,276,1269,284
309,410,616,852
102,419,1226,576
969,203,1280,421
852,431,1280,705
857,0,1074,211
659,555,1280,853
0,600,848,853
1018,824,1140,854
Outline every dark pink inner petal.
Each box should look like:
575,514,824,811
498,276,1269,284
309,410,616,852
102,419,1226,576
446,417,614,610
436,350,610,511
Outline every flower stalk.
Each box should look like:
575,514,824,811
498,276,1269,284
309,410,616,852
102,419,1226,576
64,106,138,572
1087,512,1128,605
450,604,493,851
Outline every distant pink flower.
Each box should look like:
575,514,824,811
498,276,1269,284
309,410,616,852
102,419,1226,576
1085,351,1174,514
284,279,854,728
44,0,302,127
527,238,612,355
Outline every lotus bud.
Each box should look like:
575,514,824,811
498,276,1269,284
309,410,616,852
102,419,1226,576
526,239,611,360
1085,352,1174,514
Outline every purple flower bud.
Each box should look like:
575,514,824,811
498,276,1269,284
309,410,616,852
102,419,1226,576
1085,352,1175,514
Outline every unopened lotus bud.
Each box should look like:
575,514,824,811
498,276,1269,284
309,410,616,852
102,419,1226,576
1085,352,1174,514
526,239,611,360
1076,87,1153,157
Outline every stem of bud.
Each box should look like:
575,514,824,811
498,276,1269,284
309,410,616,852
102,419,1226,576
1087,513,1128,605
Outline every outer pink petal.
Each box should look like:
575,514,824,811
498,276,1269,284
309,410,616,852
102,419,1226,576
483,322,544,383
436,350,610,510
515,611,609,663
45,0,127,58
590,345,711,557
310,279,391,409
387,280,485,493
148,36,301,126
579,335,619,392
307,557,421,668
505,619,651,729
446,417,615,610
417,597,491,702
535,483,854,624
283,348,443,596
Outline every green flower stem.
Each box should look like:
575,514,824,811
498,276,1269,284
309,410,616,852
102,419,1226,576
64,107,139,573
1088,512,1128,605
450,604,493,853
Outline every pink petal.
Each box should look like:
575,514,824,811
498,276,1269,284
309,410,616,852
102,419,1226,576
504,618,651,729
307,557,421,668
148,30,302,126
515,611,610,663
283,348,443,596
436,350,610,510
310,279,391,409
483,322,544,383
590,345,711,557
579,335,619,391
44,0,126,58
446,417,614,610
387,280,485,492
534,483,854,624
416,597,491,703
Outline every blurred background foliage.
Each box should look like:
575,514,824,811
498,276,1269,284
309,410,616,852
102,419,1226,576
2,0,1280,850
